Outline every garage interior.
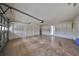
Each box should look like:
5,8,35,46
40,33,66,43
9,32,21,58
0,3,79,56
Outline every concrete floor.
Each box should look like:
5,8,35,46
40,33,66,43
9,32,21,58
0,35,79,56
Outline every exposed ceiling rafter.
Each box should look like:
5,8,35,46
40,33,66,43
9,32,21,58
0,3,44,23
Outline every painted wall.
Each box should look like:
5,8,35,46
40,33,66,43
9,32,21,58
9,15,79,40
54,16,79,40
42,25,51,35
9,23,54,40
9,22,40,40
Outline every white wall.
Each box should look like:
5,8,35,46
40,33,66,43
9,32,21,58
9,15,79,40
42,25,51,35
54,16,79,40
9,22,40,40
9,23,55,40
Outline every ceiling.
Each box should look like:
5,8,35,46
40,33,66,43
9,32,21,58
5,3,79,25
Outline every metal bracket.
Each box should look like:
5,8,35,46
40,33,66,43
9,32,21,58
0,5,10,15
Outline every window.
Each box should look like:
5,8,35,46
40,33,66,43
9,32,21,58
0,15,9,49
51,25,55,35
